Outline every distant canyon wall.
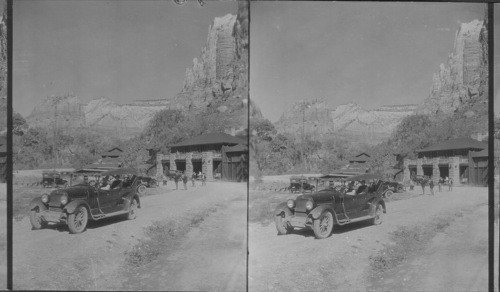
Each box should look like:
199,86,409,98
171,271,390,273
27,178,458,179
274,100,417,145
24,2,251,138
273,18,488,145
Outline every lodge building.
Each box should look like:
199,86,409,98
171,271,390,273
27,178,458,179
156,133,248,182
403,137,488,186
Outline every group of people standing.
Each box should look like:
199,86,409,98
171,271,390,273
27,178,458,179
422,176,453,195
172,171,207,190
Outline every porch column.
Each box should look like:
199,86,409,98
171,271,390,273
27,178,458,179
156,153,165,178
403,159,410,183
449,157,460,186
416,158,423,176
432,158,440,183
186,152,193,178
170,153,177,171
202,151,214,181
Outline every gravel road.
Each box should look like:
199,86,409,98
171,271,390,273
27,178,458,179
13,182,247,290
249,186,490,292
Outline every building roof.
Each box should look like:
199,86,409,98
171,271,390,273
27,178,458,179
349,157,369,162
416,138,487,153
171,133,247,148
471,149,488,158
224,144,248,153
355,152,370,158
102,147,123,156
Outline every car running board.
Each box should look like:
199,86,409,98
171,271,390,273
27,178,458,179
91,210,128,220
337,215,373,225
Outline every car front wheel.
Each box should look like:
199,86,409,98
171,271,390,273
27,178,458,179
372,203,384,225
137,184,147,195
384,190,393,199
313,211,334,239
127,198,138,220
275,209,293,235
29,207,47,230
67,206,88,234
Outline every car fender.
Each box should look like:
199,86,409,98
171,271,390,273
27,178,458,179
126,194,141,209
64,199,90,214
28,197,48,211
368,198,386,215
308,205,338,224
275,202,291,215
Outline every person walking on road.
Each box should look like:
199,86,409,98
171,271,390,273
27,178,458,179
201,173,206,186
182,173,188,190
429,179,435,196
449,178,453,191
420,178,427,195
191,172,196,187
174,173,180,190
438,178,442,192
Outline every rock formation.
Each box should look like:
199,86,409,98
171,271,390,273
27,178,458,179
24,2,251,138
274,18,488,145
274,99,417,145
25,95,170,138
417,19,487,115
172,1,251,127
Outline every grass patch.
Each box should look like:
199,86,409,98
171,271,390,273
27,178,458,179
249,189,295,226
369,213,460,279
13,185,49,220
124,206,219,267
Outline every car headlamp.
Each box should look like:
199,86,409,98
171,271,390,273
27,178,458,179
41,194,49,204
305,200,314,211
287,199,295,209
60,193,68,206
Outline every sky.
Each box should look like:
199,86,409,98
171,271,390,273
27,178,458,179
251,2,486,122
13,0,237,117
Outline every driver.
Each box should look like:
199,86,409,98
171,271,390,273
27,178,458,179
356,180,368,195
345,181,356,195
100,176,115,190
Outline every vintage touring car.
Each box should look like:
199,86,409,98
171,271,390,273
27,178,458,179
275,173,386,239
29,168,141,234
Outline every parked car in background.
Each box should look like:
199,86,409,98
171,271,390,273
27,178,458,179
289,176,315,193
29,168,141,234
275,173,386,239
137,175,158,194
41,171,68,188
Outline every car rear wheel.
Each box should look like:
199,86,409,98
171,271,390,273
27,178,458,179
67,206,88,234
29,207,47,230
275,209,293,235
384,190,393,199
127,198,138,220
137,184,147,195
313,211,334,239
372,203,384,225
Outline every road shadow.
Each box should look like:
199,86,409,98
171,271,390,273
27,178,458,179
36,215,130,234
281,219,376,239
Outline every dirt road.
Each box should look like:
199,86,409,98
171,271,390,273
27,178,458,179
13,182,247,290
249,186,490,292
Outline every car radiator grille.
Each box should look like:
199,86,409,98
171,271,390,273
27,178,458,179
295,200,308,213
48,206,62,212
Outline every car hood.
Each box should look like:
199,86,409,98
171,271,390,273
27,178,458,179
296,189,341,203
48,185,91,206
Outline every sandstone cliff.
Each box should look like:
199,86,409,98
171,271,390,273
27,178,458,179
24,2,251,138
274,99,417,145
274,18,488,145
416,19,487,116
25,95,170,138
